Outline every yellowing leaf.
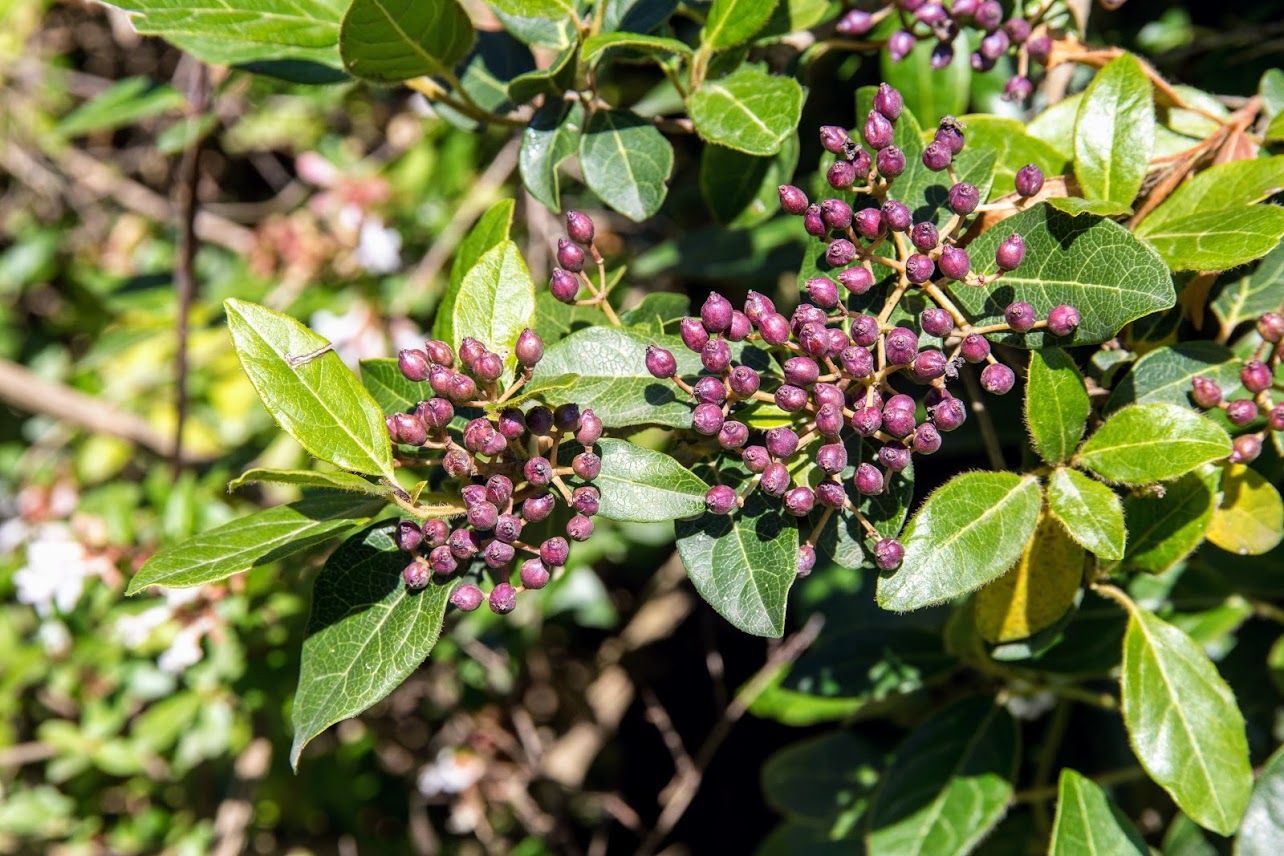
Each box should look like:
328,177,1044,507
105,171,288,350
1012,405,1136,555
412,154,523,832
1207,464,1284,555
975,512,1084,643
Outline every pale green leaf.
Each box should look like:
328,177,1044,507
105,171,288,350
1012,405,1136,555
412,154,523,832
451,240,537,370
675,494,796,637
1074,53,1154,205
701,0,778,50
228,468,387,497
1121,605,1253,834
57,77,184,137
593,439,709,522
579,109,674,220
582,32,692,66
1138,206,1284,273
1212,241,1284,333
1206,463,1284,556
1025,348,1090,465
1235,743,1284,856
1118,467,1218,575
1026,92,1082,161
127,492,382,593
945,204,1174,349
689,67,802,156
339,0,474,82
486,0,577,17
1046,468,1126,561
865,696,1016,856
1044,197,1133,217
434,199,514,348
1048,768,1148,855
1138,156,1284,236
876,472,1042,612
290,522,453,768
225,299,395,479
1077,403,1231,484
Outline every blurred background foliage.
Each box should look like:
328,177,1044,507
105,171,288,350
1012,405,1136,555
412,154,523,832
3,1,1284,854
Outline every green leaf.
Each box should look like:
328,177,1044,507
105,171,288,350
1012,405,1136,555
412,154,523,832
451,240,537,369
582,32,692,66
973,511,1084,644
877,473,1042,612
1048,768,1148,855
761,731,880,825
339,0,474,82
1120,604,1253,834
1266,112,1284,143
675,493,797,637
1206,463,1284,556
688,67,802,156
1044,197,1133,217
1077,403,1231,484
508,42,575,104
1139,156,1284,236
880,30,971,127
1073,53,1154,205
603,0,677,34
579,109,674,220
529,326,703,428
1236,743,1284,856
225,299,395,479
946,204,1174,348
57,77,185,138
1212,241,1284,333
1138,206,1284,273
813,447,915,570
486,0,577,17
433,30,534,129
700,0,778,50
519,102,582,213
127,492,382,593
954,115,1067,200
700,136,799,225
593,439,709,522
1261,68,1284,117
1025,348,1090,465
1026,92,1082,161
290,522,453,768
1105,342,1243,414
103,0,347,67
1047,468,1126,561
228,468,387,497
865,696,1017,856
358,358,430,415
1119,467,1217,574
488,372,580,411
492,7,576,49
434,199,514,348
618,292,691,328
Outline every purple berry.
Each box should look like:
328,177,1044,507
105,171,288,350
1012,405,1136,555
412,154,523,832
679,317,710,353
854,207,884,240
450,583,483,611
743,445,770,473
727,311,752,342
1005,301,1037,333
520,558,551,589
423,519,449,548
1004,76,1033,102
1229,434,1263,464
399,349,432,382
489,583,518,615
819,125,851,154
1004,17,1031,43
874,538,905,571
573,451,602,480
484,540,515,569
524,456,553,486
572,485,600,516
885,393,915,412
766,426,800,459
852,406,883,436
838,267,875,295
646,346,677,379
836,8,873,34
515,328,544,367
526,405,554,436
442,448,474,477
743,291,775,323
948,182,980,215
1268,404,1284,431
960,333,991,363
882,200,912,232
522,491,556,522
783,486,816,516
692,402,725,436
911,222,940,252
702,339,732,373
757,313,790,346
718,420,749,449
1047,305,1081,337
728,366,761,398
828,159,858,190
494,513,523,544
938,246,971,282
701,293,734,334
826,239,857,268
864,110,895,150
694,375,728,405
706,485,738,515
760,462,791,496
1015,163,1044,198
980,27,1009,60
921,308,954,338
816,403,845,437
877,146,906,178
798,322,831,358
1027,34,1051,64
905,253,935,284
473,351,504,383
424,340,454,367
1227,399,1258,427
807,276,841,309
929,41,954,70
914,349,948,380
447,372,478,404
458,338,485,370
540,536,570,567
403,560,430,590
975,0,1002,29
497,406,524,440
566,210,595,245
912,423,942,454
817,443,848,474
929,395,967,431
557,238,585,272
566,514,595,542
462,484,488,508
783,356,820,387
394,412,428,447
922,140,953,172
576,409,603,445
1258,312,1284,343
428,545,458,576
797,544,818,577
874,82,904,120
980,363,1016,394
816,480,847,509
550,268,580,303
1190,377,1223,409
883,407,916,439
1241,360,1272,394
855,462,884,495
888,30,916,63
879,441,912,471
814,382,845,408
417,397,454,430
840,346,874,377
886,327,919,366
448,528,481,560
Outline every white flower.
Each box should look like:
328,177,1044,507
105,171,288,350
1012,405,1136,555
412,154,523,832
115,606,171,648
13,525,102,616
355,218,402,274
311,301,388,369
157,617,214,674
416,748,486,797
37,619,72,657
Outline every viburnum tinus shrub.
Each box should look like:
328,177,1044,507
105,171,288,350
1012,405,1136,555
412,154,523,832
111,0,1284,851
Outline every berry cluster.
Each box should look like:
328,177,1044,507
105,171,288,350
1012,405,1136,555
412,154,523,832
1190,311,1284,464
836,0,1063,100
547,209,621,325
390,333,604,615
646,83,1079,576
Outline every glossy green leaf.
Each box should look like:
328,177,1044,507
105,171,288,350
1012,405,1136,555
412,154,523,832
602,0,677,34
487,372,579,411
877,472,1042,612
700,136,799,225
519,101,582,213
1077,403,1230,484
1120,604,1253,834
1119,467,1217,574
339,0,473,82
103,0,347,67
1105,342,1242,414
529,326,703,428
1026,92,1081,160
127,492,382,593
689,67,802,156
582,32,691,66
1048,768,1148,856
1073,53,1154,205
700,0,778,50
1140,206,1284,273
761,731,880,824
1044,197,1133,217
225,299,396,479
1206,463,1284,556
1047,468,1126,561
358,358,430,415
946,204,1174,348
57,77,184,137
486,0,577,17
290,522,453,768
675,493,797,637
865,696,1016,856
618,292,690,328
880,30,971,127
451,240,536,369
579,109,674,220
1139,156,1284,235
434,198,514,348
593,439,709,522
1261,69,1284,117
492,7,576,49
1212,242,1284,333
1235,743,1284,855
954,116,1067,199
508,42,575,104
1025,348,1090,465
228,468,387,497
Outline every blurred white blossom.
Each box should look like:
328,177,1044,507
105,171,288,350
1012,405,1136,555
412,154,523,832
416,748,486,797
356,218,402,274
12,524,108,616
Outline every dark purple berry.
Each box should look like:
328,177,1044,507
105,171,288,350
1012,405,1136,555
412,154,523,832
729,366,760,397
1005,301,1036,332
921,308,954,338
566,210,595,245
526,405,555,436
1258,312,1284,343
473,351,504,382
874,538,905,571
961,333,991,363
797,544,817,577
758,313,791,346
1241,360,1272,394
701,292,734,334
1004,17,1031,43
576,409,603,445
779,185,809,215
807,276,841,309
550,268,579,302
980,363,1016,395
877,146,906,178
879,442,912,471
424,339,454,367
494,513,523,544
929,395,967,431
852,406,883,436
783,356,820,386
912,423,942,454
1190,377,1223,409
766,426,800,459
743,445,770,473
572,486,600,517
938,245,971,281
557,238,585,272
922,140,952,171
883,407,916,438
706,485,738,515
744,291,775,323
841,346,874,377
646,346,677,379
718,420,749,449
888,30,916,62
399,349,431,382
914,349,948,380
540,537,570,568
397,520,424,552
760,462,791,496
442,448,475,477
520,558,551,589
489,583,518,615
929,41,954,70
573,451,602,480
1015,163,1044,198
448,528,481,560
484,540,516,568
816,480,846,509
1230,434,1263,464
874,83,904,120
855,462,884,495
404,560,432,590
826,239,857,268
522,491,556,522
817,443,847,474
394,412,428,447
692,402,725,436
694,375,727,405
1227,399,1258,427
524,456,554,486
911,222,940,252
1047,305,1081,337
882,200,912,232
450,583,483,611
784,486,816,516
854,207,884,240
828,159,857,190
864,110,895,149
702,339,733,373
803,204,827,237
1004,76,1033,102
566,514,595,542
515,328,544,367
886,327,919,366
819,125,851,154
905,253,935,283
838,267,874,295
